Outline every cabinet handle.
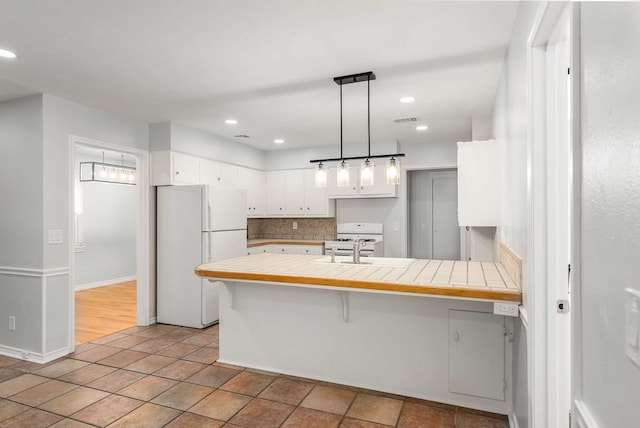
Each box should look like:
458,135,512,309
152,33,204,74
281,248,285,252
307,207,310,210
305,249,309,253
352,187,356,190
279,207,283,210
175,171,180,175
360,186,363,190
299,207,303,210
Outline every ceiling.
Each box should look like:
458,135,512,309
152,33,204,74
0,1,519,151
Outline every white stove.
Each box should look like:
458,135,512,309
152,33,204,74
325,223,384,257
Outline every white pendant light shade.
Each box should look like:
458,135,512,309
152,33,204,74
386,157,400,185
315,163,327,188
337,161,350,187
360,159,374,186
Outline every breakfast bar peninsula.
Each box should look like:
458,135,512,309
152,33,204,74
195,253,522,414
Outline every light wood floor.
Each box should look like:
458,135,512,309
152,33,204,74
75,281,137,346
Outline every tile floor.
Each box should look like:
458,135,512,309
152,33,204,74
0,324,509,427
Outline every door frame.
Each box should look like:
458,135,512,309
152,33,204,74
68,135,151,351
527,2,575,426
402,163,457,259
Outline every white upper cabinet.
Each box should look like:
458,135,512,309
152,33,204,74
284,170,305,216
151,151,200,185
457,140,500,226
200,159,238,187
238,167,266,217
326,164,397,198
304,169,335,216
266,170,334,217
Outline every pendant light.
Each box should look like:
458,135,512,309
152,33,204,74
80,150,137,185
310,71,405,185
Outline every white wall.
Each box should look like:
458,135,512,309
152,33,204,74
490,3,539,427
74,152,137,287
151,122,265,170
578,3,640,426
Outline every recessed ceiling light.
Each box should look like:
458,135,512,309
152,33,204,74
274,139,285,144
416,125,428,131
400,96,415,103
0,48,17,59
225,119,238,125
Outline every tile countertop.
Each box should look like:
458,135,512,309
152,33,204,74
195,253,522,303
247,239,326,248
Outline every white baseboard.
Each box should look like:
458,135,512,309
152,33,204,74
75,275,136,291
0,344,69,364
508,410,520,428
149,317,157,325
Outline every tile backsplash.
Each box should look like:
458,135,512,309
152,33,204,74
248,218,336,240
499,243,522,290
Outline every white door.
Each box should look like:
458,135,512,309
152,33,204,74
205,186,247,231
432,173,460,260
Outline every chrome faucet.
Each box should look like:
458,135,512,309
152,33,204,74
352,239,365,264
328,247,336,263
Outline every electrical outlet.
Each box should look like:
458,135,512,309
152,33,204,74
493,302,519,317
9,316,15,331
293,221,298,230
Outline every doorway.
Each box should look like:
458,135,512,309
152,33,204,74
69,136,150,350
407,169,460,260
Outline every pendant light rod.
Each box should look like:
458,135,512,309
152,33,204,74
340,82,343,160
367,75,371,158
310,153,405,164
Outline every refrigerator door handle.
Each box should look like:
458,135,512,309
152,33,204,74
208,231,213,263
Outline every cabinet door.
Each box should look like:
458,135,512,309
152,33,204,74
284,170,305,216
172,152,200,184
266,171,286,215
448,310,505,400
218,162,238,187
199,159,220,186
457,140,500,226
237,167,253,216
304,169,328,216
359,163,397,197
327,166,359,197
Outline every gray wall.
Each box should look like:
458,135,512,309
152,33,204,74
490,2,539,427
0,95,45,353
74,152,137,287
578,3,640,426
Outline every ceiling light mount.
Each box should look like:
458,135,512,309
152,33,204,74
311,71,404,187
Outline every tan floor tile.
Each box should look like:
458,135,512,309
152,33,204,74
38,386,109,416
90,332,128,345
0,399,29,422
0,408,63,428
165,412,225,428
118,326,150,335
162,329,201,342
201,324,219,335
134,324,180,338
0,368,22,384
188,390,251,421
95,350,149,368
0,374,49,398
181,333,217,347
220,371,275,396
346,393,403,426
151,382,213,411
339,417,394,428
0,357,18,368
49,418,95,427
153,360,207,381
9,360,56,373
70,394,143,427
9,379,78,406
156,343,201,358
455,412,509,428
58,364,117,385
107,402,181,428
106,335,150,349
229,398,294,428
213,362,245,371
69,345,121,363
282,407,341,428
123,354,177,374
183,347,219,364
130,338,175,353
71,343,98,355
185,365,240,388
117,375,178,401
300,385,356,415
87,369,146,393
32,359,90,378
258,377,314,406
397,402,455,428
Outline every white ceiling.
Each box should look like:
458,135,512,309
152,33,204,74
0,1,519,151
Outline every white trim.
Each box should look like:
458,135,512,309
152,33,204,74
149,317,157,325
0,266,70,278
519,307,529,330
574,400,600,428
74,275,137,291
68,135,153,353
508,411,521,428
0,344,70,364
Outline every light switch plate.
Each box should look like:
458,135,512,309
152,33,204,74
48,229,63,244
625,288,640,368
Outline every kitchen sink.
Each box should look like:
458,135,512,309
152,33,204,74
313,256,415,269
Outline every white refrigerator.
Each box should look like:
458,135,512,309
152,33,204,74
157,185,247,328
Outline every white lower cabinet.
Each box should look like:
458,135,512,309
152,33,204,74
247,246,269,255
448,310,505,400
255,244,323,255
